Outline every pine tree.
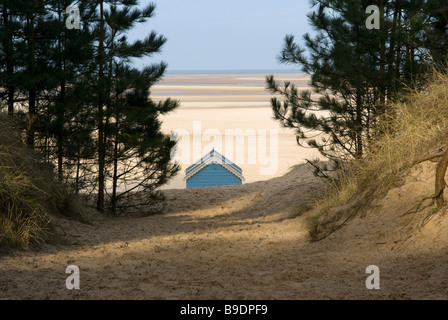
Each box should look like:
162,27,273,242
14,0,52,148
0,1,20,115
414,0,448,70
267,0,387,161
266,0,446,164
45,0,96,181
107,63,179,215
92,1,179,214
0,0,178,214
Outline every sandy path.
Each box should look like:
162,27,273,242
1,163,448,299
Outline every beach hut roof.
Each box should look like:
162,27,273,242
185,149,245,181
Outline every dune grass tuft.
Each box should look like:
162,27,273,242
302,70,448,240
0,116,89,250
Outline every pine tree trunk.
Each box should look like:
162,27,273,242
75,145,81,195
388,1,399,94
26,12,36,148
379,0,386,112
57,2,65,182
395,6,402,82
7,84,14,116
57,81,65,182
355,87,363,158
111,117,119,216
2,4,14,115
97,0,106,213
27,90,36,147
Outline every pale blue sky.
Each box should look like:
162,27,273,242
131,0,314,72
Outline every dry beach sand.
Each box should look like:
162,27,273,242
1,161,448,299
1,72,448,300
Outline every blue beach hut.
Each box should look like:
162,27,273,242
185,149,244,188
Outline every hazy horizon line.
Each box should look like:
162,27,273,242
164,68,302,75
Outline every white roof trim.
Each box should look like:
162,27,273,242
184,155,245,181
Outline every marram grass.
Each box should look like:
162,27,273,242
0,116,87,251
303,70,448,240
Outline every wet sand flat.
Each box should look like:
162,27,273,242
153,72,323,189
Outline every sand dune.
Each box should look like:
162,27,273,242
1,161,447,299
2,73,447,300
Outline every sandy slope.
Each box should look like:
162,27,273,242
1,162,448,299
